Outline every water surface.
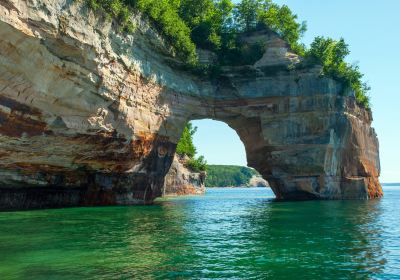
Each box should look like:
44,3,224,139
0,187,399,279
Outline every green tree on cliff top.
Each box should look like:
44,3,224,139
176,122,207,172
83,0,371,108
306,36,370,108
176,122,197,158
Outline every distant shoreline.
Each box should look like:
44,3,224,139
382,183,400,186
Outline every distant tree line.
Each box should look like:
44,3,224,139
81,0,371,107
206,165,259,187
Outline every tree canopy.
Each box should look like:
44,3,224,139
82,0,306,63
176,122,197,158
306,37,370,108
176,123,207,172
82,0,371,107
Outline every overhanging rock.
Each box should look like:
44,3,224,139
0,0,382,209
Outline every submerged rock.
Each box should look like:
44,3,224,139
0,0,382,209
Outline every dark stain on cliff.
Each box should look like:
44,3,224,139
0,131,177,209
0,96,47,137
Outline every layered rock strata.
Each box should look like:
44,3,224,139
0,0,382,209
163,156,205,196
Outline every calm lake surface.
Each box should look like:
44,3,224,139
0,187,399,279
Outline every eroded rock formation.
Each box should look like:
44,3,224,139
163,156,205,196
248,175,270,188
0,0,382,209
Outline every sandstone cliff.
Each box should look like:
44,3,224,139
0,0,382,209
163,156,205,196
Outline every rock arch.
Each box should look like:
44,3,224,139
0,1,382,209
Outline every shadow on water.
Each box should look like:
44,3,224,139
243,200,387,279
166,189,389,279
0,187,399,279
0,204,201,279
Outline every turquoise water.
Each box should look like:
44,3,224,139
0,187,399,279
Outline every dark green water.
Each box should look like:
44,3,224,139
0,187,399,279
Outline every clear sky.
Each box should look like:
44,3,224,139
192,0,400,183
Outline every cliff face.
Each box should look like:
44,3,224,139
163,156,205,196
0,0,382,209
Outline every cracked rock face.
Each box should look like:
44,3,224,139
0,0,382,209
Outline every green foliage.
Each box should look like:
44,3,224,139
176,122,197,158
233,0,307,54
82,0,196,63
127,0,197,64
82,0,371,108
258,2,306,54
179,0,233,51
82,0,304,64
84,0,135,32
218,38,266,66
187,156,208,172
176,122,208,172
213,0,306,65
306,36,370,108
206,165,259,187
234,0,262,32
133,0,197,64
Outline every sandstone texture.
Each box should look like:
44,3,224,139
248,175,269,188
0,0,382,209
163,156,205,196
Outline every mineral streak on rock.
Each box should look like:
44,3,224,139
0,0,382,209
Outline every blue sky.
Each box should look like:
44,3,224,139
192,0,400,183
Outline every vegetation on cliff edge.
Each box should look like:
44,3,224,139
176,122,207,172
80,0,305,65
306,37,370,108
81,0,371,107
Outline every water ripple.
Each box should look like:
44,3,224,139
0,187,399,279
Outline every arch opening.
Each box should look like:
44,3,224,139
191,119,247,167
162,118,271,196
193,119,270,190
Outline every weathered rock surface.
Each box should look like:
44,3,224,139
248,175,270,188
0,0,382,209
163,156,205,196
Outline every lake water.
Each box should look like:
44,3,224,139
0,187,399,279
